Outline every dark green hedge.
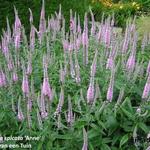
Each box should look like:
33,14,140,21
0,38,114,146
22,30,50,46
0,0,90,35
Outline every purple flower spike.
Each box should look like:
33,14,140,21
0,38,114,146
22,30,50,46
70,19,75,31
59,62,65,84
17,97,24,121
91,49,98,77
27,53,32,75
39,0,46,43
146,61,150,76
67,96,74,126
76,37,81,50
106,57,114,70
142,75,150,99
82,31,88,47
14,7,21,50
0,70,6,87
12,72,18,82
22,73,29,95
77,15,81,34
30,25,35,51
17,111,24,121
107,71,114,102
54,86,64,116
126,54,135,72
82,128,88,150
27,98,32,111
41,111,48,119
8,62,13,71
105,25,111,48
90,7,95,36
27,63,32,75
142,83,150,99
40,92,48,119
42,77,52,100
87,81,95,104
1,36,9,57
107,85,113,102
62,40,69,52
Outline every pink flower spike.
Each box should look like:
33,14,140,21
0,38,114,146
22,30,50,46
0,70,6,87
90,49,98,77
142,75,150,99
30,25,35,51
7,60,14,71
42,77,52,100
126,54,135,72
54,86,64,116
27,53,32,75
90,7,95,36
41,111,48,119
107,71,115,102
82,128,88,150
87,81,95,104
107,85,113,102
67,96,74,126
17,97,24,121
39,92,48,119
76,37,81,50
70,19,75,31
17,111,24,121
39,0,46,42
29,8,33,24
62,40,69,52
106,57,114,70
146,61,150,76
27,63,32,75
77,15,81,34
82,31,88,47
22,73,29,95
27,98,32,111
142,83,150,99
12,72,18,82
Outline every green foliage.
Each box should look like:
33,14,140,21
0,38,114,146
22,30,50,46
0,0,90,35
90,1,138,28
136,16,150,38
121,0,150,14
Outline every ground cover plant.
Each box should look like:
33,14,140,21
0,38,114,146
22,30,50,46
1,1,150,150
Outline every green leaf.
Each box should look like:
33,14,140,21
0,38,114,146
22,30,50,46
88,129,100,139
89,142,95,150
112,134,121,146
56,134,72,140
101,144,111,150
121,97,133,113
138,122,149,133
97,120,107,131
120,134,129,148
121,107,134,120
106,115,118,129
37,142,43,150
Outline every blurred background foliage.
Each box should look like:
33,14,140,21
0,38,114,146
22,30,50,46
90,0,149,28
0,0,90,35
0,0,150,36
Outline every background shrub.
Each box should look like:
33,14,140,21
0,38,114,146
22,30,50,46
0,0,90,35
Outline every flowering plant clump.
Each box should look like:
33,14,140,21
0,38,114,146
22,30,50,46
0,0,150,149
